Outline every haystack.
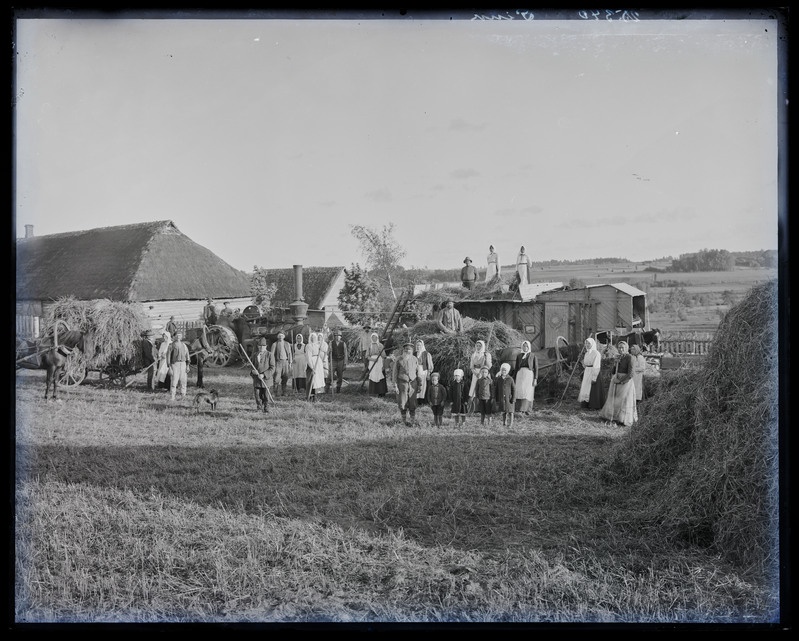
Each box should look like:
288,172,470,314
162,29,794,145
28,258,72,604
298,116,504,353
43,296,151,370
602,280,779,573
414,274,516,306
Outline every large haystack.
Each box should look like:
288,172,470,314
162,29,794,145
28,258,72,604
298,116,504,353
603,280,779,572
44,296,151,370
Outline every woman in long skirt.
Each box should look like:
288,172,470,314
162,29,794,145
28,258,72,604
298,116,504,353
415,339,433,404
305,332,327,401
366,333,388,397
599,341,638,426
292,333,307,392
468,340,492,400
156,330,171,388
514,341,539,413
579,338,605,410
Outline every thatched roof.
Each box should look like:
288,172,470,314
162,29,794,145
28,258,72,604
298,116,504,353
16,220,252,302
260,266,345,310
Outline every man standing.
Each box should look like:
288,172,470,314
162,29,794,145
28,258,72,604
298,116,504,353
219,301,234,320
392,342,421,426
270,330,293,396
329,329,348,393
142,333,158,392
165,315,178,337
166,330,191,401
461,257,477,290
189,335,211,389
203,298,217,325
439,300,463,334
251,337,275,413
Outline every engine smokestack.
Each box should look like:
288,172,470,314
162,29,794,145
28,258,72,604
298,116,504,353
289,264,309,324
24,224,34,238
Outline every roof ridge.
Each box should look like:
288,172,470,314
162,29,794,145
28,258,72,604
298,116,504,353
17,220,175,241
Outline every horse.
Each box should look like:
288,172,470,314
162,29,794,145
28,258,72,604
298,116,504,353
40,329,87,401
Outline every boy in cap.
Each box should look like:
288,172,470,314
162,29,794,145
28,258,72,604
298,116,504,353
495,363,516,427
392,342,420,426
251,337,275,413
424,372,448,427
270,330,293,396
449,368,468,426
329,329,348,393
475,366,494,426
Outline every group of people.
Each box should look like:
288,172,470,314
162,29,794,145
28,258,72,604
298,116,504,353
247,328,351,412
146,328,211,401
578,337,646,426
203,298,238,325
460,245,536,289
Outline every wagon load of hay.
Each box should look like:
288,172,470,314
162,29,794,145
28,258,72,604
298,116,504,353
602,280,779,573
43,296,151,371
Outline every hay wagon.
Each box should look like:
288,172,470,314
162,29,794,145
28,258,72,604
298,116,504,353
15,321,88,386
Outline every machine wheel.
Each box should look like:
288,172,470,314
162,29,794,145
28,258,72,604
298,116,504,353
205,325,239,367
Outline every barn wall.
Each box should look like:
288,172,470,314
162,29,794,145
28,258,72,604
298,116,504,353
143,297,253,329
515,303,543,350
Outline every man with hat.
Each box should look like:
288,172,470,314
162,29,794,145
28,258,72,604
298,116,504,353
392,342,421,426
166,330,191,401
329,329,349,393
439,299,463,334
251,337,276,412
270,330,293,396
461,256,477,290
203,298,217,326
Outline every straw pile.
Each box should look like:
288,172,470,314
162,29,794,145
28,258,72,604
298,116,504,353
390,318,528,386
602,280,779,573
43,296,151,369
413,274,515,305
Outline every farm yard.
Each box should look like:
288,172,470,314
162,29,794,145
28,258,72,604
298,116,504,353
13,282,781,625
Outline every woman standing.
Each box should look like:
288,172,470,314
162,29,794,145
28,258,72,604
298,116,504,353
516,246,532,286
366,332,388,397
630,344,647,403
578,337,606,410
305,333,327,401
415,339,433,404
468,340,493,401
599,341,638,426
514,341,539,414
486,245,500,281
292,333,307,393
156,330,171,388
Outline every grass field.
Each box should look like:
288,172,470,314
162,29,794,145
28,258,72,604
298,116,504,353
14,363,780,624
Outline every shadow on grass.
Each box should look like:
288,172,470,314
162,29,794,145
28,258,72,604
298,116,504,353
18,433,647,557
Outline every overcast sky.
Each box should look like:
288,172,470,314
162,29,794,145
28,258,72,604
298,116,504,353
14,10,781,273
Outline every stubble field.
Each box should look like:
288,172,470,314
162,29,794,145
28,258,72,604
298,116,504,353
13,362,779,624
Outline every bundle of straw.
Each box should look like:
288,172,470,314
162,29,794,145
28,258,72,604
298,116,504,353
602,280,779,573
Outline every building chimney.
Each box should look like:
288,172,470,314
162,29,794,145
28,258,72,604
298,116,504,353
24,224,34,238
289,264,309,324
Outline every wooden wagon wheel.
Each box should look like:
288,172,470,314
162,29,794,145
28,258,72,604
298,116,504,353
58,349,87,387
204,325,240,367
103,362,128,387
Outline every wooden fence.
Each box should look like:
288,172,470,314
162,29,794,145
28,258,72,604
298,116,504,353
658,339,713,355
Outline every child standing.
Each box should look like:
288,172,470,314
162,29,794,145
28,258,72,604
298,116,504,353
495,363,516,427
450,368,468,426
425,372,449,427
475,366,494,426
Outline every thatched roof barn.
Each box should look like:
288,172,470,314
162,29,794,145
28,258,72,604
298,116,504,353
16,220,253,334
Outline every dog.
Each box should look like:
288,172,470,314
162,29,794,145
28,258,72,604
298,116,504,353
193,388,219,412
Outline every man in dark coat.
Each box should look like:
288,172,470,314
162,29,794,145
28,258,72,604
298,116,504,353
460,257,478,290
270,330,293,396
251,337,275,413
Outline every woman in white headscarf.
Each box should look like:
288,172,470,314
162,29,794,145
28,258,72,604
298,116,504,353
514,340,539,413
318,331,331,391
468,340,493,400
578,337,605,410
292,333,307,393
305,332,326,400
415,339,433,404
156,330,171,385
516,246,531,286
629,344,647,403
486,245,500,281
366,332,388,397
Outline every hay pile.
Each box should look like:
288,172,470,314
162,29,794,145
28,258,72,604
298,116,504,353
44,296,151,369
414,274,515,305
389,319,528,386
603,280,779,573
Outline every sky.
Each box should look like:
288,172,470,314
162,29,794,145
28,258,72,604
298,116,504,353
13,10,783,273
